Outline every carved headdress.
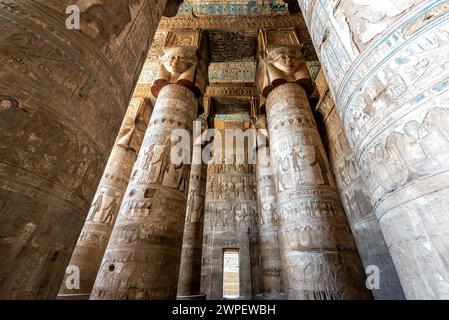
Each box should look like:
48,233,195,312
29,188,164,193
258,45,312,97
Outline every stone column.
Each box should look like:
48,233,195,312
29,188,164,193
265,83,369,300
177,136,207,299
298,0,449,299
315,71,405,300
0,0,180,299
254,116,285,300
90,31,207,300
258,31,370,299
57,98,152,300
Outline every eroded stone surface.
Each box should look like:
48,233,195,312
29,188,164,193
177,157,207,297
255,116,285,299
0,0,168,299
90,84,198,300
201,161,261,300
299,0,449,299
316,72,404,300
265,83,370,299
58,98,152,300
3,0,447,301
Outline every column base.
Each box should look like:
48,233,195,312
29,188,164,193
177,294,207,300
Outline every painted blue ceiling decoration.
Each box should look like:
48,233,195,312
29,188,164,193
177,0,289,16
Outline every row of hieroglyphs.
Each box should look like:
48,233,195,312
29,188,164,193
299,0,449,299
207,175,257,199
205,201,259,229
298,0,449,201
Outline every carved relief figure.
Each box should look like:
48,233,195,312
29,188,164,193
100,194,121,225
87,190,105,222
148,138,171,184
81,1,134,48
310,145,329,186
291,146,306,173
143,144,155,170
192,193,205,223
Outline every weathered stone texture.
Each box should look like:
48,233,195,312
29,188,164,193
0,0,168,299
58,98,152,300
266,83,370,300
91,84,197,300
299,0,449,299
177,160,208,297
316,74,404,300
201,162,261,300
255,117,285,299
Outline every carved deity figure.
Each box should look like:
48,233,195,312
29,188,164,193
152,47,199,97
87,191,105,222
116,101,150,152
149,139,171,184
81,0,133,48
100,194,120,225
291,146,306,172
259,46,311,96
310,145,329,186
192,193,205,223
116,115,137,149
143,144,155,170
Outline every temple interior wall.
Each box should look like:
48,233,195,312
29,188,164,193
201,160,261,300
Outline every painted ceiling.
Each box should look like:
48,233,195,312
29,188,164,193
177,0,289,16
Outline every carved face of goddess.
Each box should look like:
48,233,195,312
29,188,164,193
270,48,303,74
162,50,196,75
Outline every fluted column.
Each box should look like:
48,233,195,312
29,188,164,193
177,139,207,299
0,0,181,299
58,98,152,300
258,31,370,299
91,32,207,299
298,0,449,299
255,116,285,300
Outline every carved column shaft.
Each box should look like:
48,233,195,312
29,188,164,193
315,74,404,300
58,98,152,300
0,0,171,299
90,29,206,300
298,0,449,299
177,158,207,298
91,84,197,300
255,123,285,299
266,83,369,299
